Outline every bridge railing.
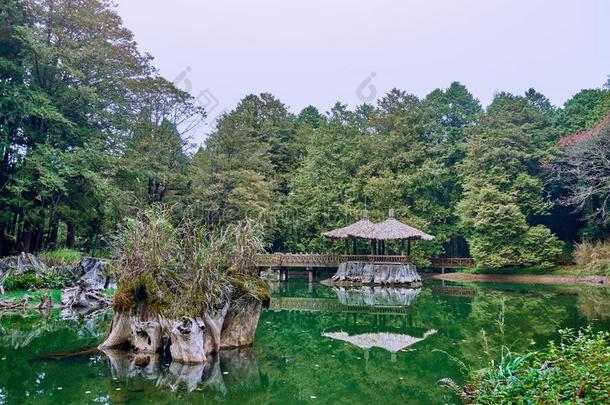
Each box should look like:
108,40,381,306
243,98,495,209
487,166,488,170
255,253,474,268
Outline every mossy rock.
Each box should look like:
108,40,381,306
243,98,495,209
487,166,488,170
114,273,178,314
228,274,270,308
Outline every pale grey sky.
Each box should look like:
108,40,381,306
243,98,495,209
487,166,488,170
115,0,609,140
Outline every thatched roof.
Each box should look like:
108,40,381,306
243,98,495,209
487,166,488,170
370,209,434,241
323,210,377,239
323,209,434,241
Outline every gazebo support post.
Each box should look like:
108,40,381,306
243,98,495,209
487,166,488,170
401,240,405,256
344,239,349,255
407,240,412,257
352,238,357,255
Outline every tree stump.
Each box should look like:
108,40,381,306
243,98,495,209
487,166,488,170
220,300,262,349
169,317,207,364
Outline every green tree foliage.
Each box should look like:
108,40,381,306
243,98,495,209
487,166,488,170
185,93,294,238
0,0,606,267
118,76,204,206
554,88,610,134
458,93,563,267
0,0,201,254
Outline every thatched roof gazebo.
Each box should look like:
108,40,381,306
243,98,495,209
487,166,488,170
323,208,434,256
372,209,434,256
323,210,377,254
372,209,434,241
322,210,377,240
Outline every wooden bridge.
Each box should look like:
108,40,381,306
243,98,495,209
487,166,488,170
255,254,474,269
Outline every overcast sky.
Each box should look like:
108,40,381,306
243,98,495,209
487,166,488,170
115,0,609,140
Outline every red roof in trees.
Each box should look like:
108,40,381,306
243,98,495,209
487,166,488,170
559,114,610,147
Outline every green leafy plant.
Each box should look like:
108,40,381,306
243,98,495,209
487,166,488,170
3,271,72,291
454,328,610,404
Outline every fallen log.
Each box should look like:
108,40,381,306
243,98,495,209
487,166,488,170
0,296,29,312
61,282,112,310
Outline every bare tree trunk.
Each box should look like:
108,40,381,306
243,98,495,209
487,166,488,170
32,227,44,252
19,229,32,253
47,217,58,250
220,301,262,349
131,318,163,354
66,222,75,248
99,311,134,349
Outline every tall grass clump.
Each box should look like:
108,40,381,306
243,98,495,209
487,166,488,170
38,248,83,266
112,206,184,313
225,219,270,310
574,240,610,275
111,205,269,317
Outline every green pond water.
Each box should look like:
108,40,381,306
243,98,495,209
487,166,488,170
1,277,610,404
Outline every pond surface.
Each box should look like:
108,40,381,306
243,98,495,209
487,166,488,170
1,277,610,404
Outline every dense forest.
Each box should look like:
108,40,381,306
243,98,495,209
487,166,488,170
1,0,609,267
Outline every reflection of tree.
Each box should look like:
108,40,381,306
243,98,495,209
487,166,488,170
575,287,610,322
0,309,113,403
0,281,607,404
452,286,572,370
0,308,111,349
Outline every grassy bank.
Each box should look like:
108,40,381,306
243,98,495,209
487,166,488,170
446,328,610,404
0,289,62,302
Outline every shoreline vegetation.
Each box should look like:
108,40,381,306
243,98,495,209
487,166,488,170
440,328,610,404
423,261,610,286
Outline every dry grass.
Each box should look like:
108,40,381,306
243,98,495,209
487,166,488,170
574,241,610,275
112,205,269,317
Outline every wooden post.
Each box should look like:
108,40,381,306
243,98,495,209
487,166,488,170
307,266,313,283
401,239,405,256
407,240,412,257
